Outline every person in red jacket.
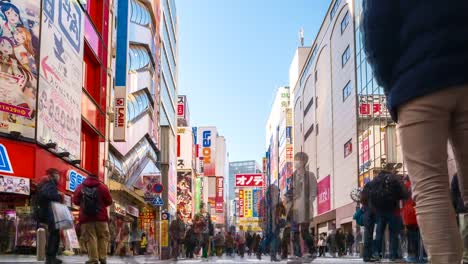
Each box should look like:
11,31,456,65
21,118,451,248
73,174,113,264
401,177,425,263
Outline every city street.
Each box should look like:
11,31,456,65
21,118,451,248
0,255,375,264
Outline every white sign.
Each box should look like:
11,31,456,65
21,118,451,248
198,127,217,176
64,195,72,208
66,170,86,192
113,87,127,141
37,0,85,160
177,127,193,170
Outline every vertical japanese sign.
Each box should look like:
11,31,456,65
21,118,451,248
317,175,331,215
244,189,252,217
177,127,192,170
160,217,169,247
38,0,84,159
215,176,224,213
198,127,216,176
177,95,185,118
177,171,193,221
0,1,40,139
238,189,244,218
252,189,261,217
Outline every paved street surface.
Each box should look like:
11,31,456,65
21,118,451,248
0,255,409,263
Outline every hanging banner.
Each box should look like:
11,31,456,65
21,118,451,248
0,175,30,195
0,0,41,139
38,0,85,160
215,177,224,213
244,189,253,217
194,177,202,214
238,189,244,218
317,175,331,215
177,171,193,221
177,127,193,170
160,219,169,247
252,189,261,218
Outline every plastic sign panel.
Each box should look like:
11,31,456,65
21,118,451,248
235,174,264,187
198,127,216,176
244,189,252,217
317,175,331,215
177,171,193,221
38,0,85,160
238,189,244,218
177,127,193,170
0,1,41,139
177,96,185,117
113,91,127,141
66,170,86,192
252,189,261,217
0,175,30,195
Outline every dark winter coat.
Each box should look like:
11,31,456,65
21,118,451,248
362,0,468,121
37,177,62,226
72,176,113,223
451,174,466,214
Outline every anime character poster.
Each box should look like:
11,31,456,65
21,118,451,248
0,174,30,195
0,0,40,139
177,171,193,222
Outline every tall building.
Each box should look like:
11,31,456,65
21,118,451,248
291,0,358,233
109,0,161,253
159,0,178,216
0,0,111,249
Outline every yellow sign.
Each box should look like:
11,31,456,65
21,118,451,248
161,220,169,247
244,189,253,217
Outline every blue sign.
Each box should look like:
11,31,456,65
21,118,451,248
67,170,86,192
153,195,164,206
153,183,163,194
0,144,13,174
58,0,83,53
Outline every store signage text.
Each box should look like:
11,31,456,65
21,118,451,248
67,170,86,192
114,203,126,216
127,205,139,217
0,144,13,174
235,174,264,187
202,131,212,164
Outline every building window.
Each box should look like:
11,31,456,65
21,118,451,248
304,124,314,140
130,0,152,27
342,45,351,67
330,0,342,20
300,45,318,86
129,45,152,71
315,70,318,83
344,139,352,158
316,123,319,135
304,98,314,116
343,81,352,101
341,11,350,34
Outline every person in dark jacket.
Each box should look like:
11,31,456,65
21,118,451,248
362,1,468,263
184,226,196,259
73,174,113,264
346,232,354,256
360,181,377,262
37,168,63,264
451,174,468,263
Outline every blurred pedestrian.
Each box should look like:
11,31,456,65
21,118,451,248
362,0,468,263
73,173,113,264
335,228,346,257
318,233,326,257
213,231,224,257
108,219,116,256
346,231,354,256
236,225,246,258
225,231,235,257
129,222,141,256
301,224,315,257
169,211,186,260
246,230,253,256
140,233,147,255
281,224,291,259
184,226,196,259
37,168,63,264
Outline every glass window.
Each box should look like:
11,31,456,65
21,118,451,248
342,45,351,67
344,139,352,158
300,45,318,86
130,0,152,27
330,0,342,20
129,45,151,71
127,95,135,121
343,81,352,101
341,11,350,34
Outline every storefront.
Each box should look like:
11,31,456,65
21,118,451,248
0,138,92,254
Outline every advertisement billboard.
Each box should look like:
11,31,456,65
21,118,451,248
244,189,252,217
238,189,244,218
207,176,216,213
317,175,331,215
358,95,389,118
38,0,85,159
177,171,193,221
215,177,224,213
198,127,216,176
359,129,371,173
194,177,202,213
0,175,30,195
252,189,261,217
0,1,40,139
235,174,264,187
177,127,193,170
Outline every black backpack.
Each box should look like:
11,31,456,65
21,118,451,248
368,172,405,213
81,186,100,216
32,188,47,223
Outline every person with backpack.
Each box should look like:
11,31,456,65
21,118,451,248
362,0,468,262
367,171,408,261
360,181,378,262
36,168,63,264
72,174,113,264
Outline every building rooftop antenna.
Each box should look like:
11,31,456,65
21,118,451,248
299,27,304,47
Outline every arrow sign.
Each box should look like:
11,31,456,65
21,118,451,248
153,196,164,206
41,56,61,81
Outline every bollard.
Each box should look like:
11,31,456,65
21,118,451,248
37,227,46,261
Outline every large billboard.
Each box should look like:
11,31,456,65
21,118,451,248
194,177,202,213
244,189,252,217
215,176,223,213
252,189,261,217
198,127,216,176
38,0,84,159
177,171,193,221
238,189,244,218
177,127,193,170
0,1,40,139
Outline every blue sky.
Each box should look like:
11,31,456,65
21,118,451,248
177,0,331,164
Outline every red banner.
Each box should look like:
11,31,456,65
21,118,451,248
235,174,264,187
216,177,224,213
239,189,244,218
317,175,331,215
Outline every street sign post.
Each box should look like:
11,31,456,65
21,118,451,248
153,195,164,206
